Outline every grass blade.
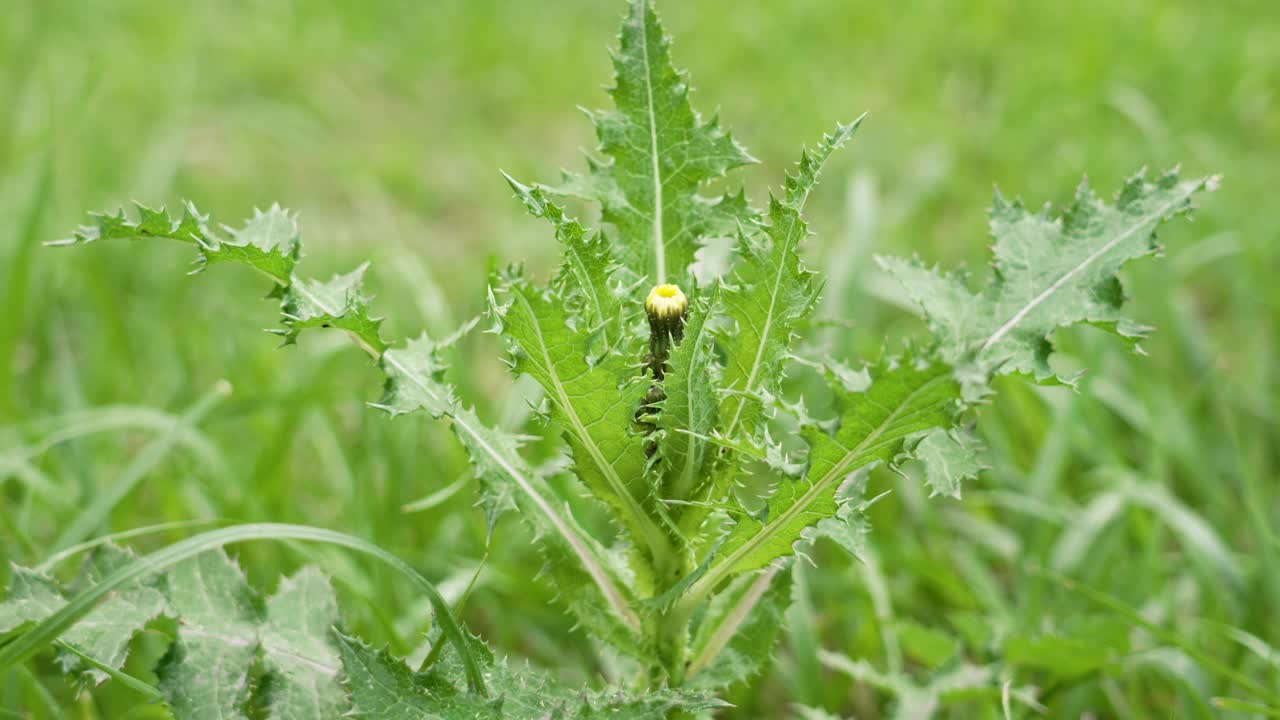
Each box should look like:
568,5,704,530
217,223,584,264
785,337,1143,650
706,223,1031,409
51,381,232,551
1030,566,1277,707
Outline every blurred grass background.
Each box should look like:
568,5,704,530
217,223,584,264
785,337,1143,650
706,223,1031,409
1,0,1277,717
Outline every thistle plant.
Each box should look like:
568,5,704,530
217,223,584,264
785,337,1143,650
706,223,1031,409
0,0,1218,716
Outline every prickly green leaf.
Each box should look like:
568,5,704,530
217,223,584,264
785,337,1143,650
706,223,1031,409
804,468,874,560
559,0,756,286
454,411,643,640
450,405,644,642
0,546,167,687
494,279,668,574
63,204,388,355
202,205,302,284
58,546,167,685
0,568,65,640
336,634,459,717
385,326,647,637
687,566,791,690
67,202,301,286
672,430,806,550
66,201,217,257
378,329,632,635
260,568,346,720
376,320,642,639
905,428,984,500
337,632,722,719
715,120,861,442
277,263,387,355
693,354,962,595
158,550,261,719
504,174,627,348
655,292,718,504
375,334,457,418
375,320,643,640
157,552,347,720
879,169,1218,384
523,484,645,650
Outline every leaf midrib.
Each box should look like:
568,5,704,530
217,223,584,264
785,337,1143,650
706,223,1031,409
722,209,803,437
673,313,712,494
721,150,836,438
637,0,665,284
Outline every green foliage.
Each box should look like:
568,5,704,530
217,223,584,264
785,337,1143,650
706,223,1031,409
492,277,662,569
557,0,756,288
0,547,166,689
907,428,984,500
820,649,1040,720
60,546,168,686
714,121,861,443
686,566,791,689
505,174,629,348
337,633,721,718
655,291,718,503
0,545,345,718
13,0,1222,715
0,534,691,719
63,203,388,356
679,352,963,611
158,554,345,719
879,169,1219,387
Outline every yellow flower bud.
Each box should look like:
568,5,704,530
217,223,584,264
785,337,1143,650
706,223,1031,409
645,284,688,366
645,284,688,322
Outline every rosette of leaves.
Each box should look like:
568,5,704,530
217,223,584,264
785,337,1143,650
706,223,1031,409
23,0,1216,713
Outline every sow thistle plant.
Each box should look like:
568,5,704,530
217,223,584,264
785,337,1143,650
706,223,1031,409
0,0,1217,717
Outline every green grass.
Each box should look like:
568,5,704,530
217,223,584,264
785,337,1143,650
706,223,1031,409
2,0,1277,717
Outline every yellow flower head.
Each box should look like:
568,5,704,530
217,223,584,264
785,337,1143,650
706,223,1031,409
645,284,688,322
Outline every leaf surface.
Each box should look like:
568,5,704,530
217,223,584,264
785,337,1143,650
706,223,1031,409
0,568,64,638
278,264,387,355
715,120,861,443
905,428,984,500
880,169,1217,383
0,546,167,687
687,566,791,689
655,292,718,504
64,203,386,355
158,550,262,720
689,354,962,599
558,0,755,285
62,203,643,639
60,546,168,685
337,632,721,719
505,175,626,348
261,568,347,720
496,279,668,573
